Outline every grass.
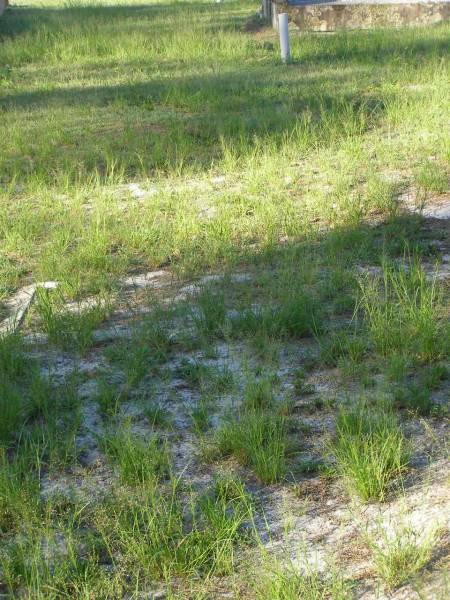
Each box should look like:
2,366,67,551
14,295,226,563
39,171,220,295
101,424,171,485
35,287,110,353
176,358,234,393
95,474,254,581
0,1,448,298
0,376,23,445
0,1,448,597
356,258,447,364
254,560,352,599
0,448,40,535
231,290,323,340
329,401,409,502
105,311,173,384
95,377,126,417
367,524,441,590
213,409,288,484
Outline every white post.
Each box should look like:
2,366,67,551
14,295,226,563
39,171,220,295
278,12,290,63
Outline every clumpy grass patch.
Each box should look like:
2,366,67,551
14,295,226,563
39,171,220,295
213,410,287,484
100,425,171,486
35,288,110,353
191,286,228,338
0,523,118,598
0,333,29,381
176,358,234,393
357,259,447,365
231,291,323,340
95,377,127,418
387,360,448,416
254,560,352,600
0,377,23,446
0,448,41,535
143,400,172,429
95,474,254,580
367,524,441,590
329,401,409,502
105,311,174,385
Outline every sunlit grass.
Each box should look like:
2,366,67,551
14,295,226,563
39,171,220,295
0,1,448,299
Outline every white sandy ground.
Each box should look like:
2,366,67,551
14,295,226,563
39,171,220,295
2,191,449,598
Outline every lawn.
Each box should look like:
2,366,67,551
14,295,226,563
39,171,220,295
0,1,449,598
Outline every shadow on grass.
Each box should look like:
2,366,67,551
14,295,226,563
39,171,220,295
0,63,390,180
0,2,243,38
0,1,448,182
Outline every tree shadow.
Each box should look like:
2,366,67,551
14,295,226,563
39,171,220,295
0,1,447,181
0,63,392,180
0,2,234,38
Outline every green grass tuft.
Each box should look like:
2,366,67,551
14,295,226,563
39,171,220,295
330,402,409,502
357,259,447,364
101,424,171,486
368,524,441,590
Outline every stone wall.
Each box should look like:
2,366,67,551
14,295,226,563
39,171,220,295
272,1,450,31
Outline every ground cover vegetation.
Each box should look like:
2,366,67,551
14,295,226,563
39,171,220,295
0,1,449,598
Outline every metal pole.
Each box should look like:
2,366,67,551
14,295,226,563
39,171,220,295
278,13,290,63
